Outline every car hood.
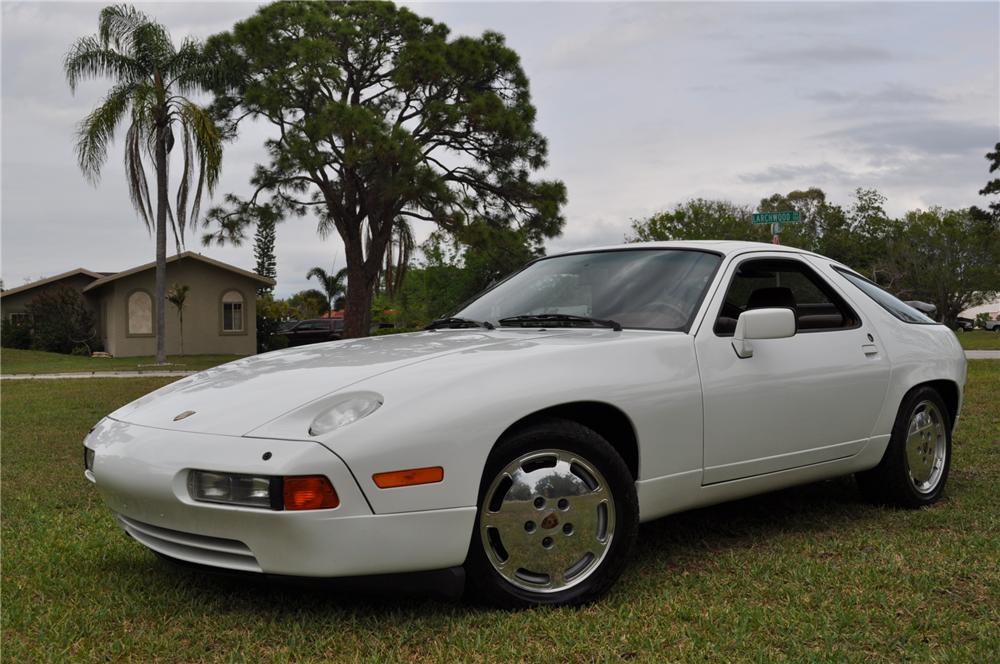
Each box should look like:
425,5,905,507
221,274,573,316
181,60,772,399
108,329,574,436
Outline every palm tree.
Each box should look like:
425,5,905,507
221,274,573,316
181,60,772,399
382,218,415,298
65,5,222,364
306,266,349,315
166,283,189,355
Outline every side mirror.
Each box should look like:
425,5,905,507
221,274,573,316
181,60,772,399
732,308,796,359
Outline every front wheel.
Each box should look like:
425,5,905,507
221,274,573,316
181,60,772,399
856,386,952,508
465,419,638,608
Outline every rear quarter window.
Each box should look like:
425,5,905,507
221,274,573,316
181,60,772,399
833,267,937,325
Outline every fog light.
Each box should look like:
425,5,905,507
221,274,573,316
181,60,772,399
187,470,280,509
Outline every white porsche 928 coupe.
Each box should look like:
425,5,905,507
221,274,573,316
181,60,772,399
84,241,966,607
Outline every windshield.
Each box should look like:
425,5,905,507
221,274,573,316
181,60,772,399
454,249,722,331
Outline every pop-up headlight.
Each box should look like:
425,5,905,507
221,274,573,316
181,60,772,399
308,392,383,436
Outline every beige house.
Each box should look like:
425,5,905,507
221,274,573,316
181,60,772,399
1,252,274,357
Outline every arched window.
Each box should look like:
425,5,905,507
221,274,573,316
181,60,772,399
127,290,153,336
221,290,245,333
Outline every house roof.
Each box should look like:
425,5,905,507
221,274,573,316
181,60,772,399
83,251,276,293
0,268,105,299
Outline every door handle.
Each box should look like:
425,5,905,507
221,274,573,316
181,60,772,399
862,343,878,355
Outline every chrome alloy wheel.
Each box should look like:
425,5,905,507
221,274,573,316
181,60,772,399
479,449,615,593
905,400,947,494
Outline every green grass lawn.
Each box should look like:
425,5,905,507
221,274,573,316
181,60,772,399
956,329,1000,350
2,366,998,662
0,348,243,374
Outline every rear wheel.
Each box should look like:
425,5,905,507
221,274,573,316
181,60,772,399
856,386,951,508
466,419,637,608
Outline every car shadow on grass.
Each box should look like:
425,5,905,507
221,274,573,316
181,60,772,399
630,475,887,573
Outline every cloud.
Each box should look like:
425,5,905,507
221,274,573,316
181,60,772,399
803,84,945,106
819,119,998,157
738,162,859,185
745,44,895,66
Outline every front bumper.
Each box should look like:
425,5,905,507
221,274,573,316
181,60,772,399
85,418,475,578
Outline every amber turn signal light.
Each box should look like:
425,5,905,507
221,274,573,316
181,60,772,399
372,466,444,489
283,475,339,510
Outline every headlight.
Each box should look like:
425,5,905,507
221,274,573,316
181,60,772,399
308,392,383,436
83,447,95,472
187,470,279,509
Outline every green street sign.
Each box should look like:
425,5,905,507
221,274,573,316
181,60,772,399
752,211,801,224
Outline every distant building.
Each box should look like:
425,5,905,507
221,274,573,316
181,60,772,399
959,298,1000,321
1,252,274,357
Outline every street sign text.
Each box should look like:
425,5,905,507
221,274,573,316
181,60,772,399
752,211,801,224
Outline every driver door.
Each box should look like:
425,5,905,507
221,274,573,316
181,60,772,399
694,253,890,484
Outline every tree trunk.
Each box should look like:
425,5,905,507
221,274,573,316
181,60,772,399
154,125,168,364
343,260,374,338
179,311,184,355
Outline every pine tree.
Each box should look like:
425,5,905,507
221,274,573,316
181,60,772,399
974,142,1000,223
203,1,565,337
253,218,276,294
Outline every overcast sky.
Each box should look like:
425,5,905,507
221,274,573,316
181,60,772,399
2,1,998,297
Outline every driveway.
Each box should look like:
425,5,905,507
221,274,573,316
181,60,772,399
964,350,1000,360
0,370,195,380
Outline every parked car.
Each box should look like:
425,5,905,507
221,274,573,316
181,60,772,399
83,241,966,607
983,318,1000,332
955,317,975,332
277,318,344,346
904,300,937,318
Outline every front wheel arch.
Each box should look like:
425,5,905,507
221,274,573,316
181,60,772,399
498,401,640,480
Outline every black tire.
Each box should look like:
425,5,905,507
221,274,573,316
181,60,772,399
856,385,952,508
465,418,638,608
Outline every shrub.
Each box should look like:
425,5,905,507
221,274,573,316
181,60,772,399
256,294,296,353
268,334,290,350
1,319,32,349
26,286,97,354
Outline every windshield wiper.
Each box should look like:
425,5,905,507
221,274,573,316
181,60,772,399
498,314,622,331
425,317,495,331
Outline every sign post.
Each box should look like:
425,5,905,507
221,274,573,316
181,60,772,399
752,211,801,245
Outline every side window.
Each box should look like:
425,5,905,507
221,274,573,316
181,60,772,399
714,258,858,336
221,290,245,333
127,290,153,336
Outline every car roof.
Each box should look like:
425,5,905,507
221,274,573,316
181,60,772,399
548,240,821,259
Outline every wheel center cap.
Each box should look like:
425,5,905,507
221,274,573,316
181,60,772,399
540,512,559,530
